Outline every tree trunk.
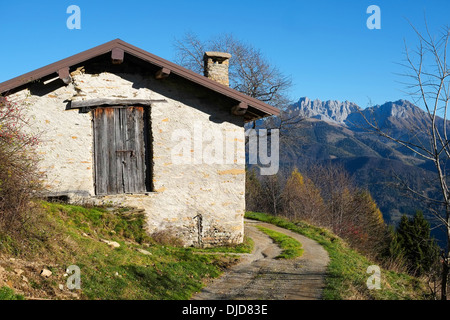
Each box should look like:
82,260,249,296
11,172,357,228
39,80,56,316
442,257,448,300
442,205,450,300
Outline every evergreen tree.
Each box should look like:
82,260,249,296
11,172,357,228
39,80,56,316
394,211,440,276
387,225,405,260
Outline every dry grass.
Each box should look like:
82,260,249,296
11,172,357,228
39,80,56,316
150,228,184,247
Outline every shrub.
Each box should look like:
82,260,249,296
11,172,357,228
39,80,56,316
0,96,42,233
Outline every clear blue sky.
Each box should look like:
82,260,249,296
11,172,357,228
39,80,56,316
0,0,449,108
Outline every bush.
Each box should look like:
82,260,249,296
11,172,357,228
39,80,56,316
0,96,42,233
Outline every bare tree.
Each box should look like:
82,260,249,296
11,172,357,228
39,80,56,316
174,32,292,110
245,167,263,212
307,164,357,233
259,174,284,216
361,22,450,300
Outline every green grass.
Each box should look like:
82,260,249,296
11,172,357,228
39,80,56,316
42,202,151,244
0,286,24,300
245,211,430,300
256,226,303,259
76,247,228,300
46,202,244,300
0,201,244,300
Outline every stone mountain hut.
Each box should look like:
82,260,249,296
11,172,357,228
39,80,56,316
0,39,279,247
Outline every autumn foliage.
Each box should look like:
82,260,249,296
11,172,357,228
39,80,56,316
246,165,390,258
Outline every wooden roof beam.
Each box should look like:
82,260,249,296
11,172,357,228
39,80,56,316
155,67,170,80
231,102,248,116
58,67,72,85
111,48,124,64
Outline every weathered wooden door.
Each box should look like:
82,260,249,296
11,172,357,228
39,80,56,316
93,107,148,195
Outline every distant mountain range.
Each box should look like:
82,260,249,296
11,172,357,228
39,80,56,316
288,97,360,124
287,97,436,130
265,97,448,244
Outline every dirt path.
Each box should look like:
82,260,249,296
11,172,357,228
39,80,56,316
192,219,330,300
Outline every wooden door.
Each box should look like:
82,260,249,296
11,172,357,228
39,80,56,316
93,107,147,195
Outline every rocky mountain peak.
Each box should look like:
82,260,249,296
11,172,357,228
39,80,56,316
288,97,361,124
345,99,431,131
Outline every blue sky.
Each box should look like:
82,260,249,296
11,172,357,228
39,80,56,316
0,0,449,108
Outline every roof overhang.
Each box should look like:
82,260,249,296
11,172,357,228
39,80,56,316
0,39,279,121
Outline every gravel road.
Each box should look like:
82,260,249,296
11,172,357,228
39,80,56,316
192,219,330,300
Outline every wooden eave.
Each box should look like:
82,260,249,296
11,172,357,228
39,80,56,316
0,39,279,120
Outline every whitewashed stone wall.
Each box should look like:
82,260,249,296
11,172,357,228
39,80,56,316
9,71,246,247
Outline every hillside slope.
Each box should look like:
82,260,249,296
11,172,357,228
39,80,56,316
245,212,431,300
0,202,430,300
0,202,247,300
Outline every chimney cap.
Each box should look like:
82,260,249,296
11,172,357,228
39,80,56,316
204,51,232,60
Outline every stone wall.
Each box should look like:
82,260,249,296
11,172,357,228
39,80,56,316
8,70,246,247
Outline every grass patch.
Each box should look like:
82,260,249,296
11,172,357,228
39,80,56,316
0,286,24,300
45,202,240,300
245,211,430,300
77,247,230,300
42,202,151,244
256,226,303,259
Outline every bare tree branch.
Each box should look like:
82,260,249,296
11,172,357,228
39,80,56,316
173,32,293,110
363,21,450,299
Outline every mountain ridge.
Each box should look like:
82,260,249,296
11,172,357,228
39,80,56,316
287,97,361,124
286,96,432,129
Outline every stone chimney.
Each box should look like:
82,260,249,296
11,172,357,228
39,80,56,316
203,52,232,86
